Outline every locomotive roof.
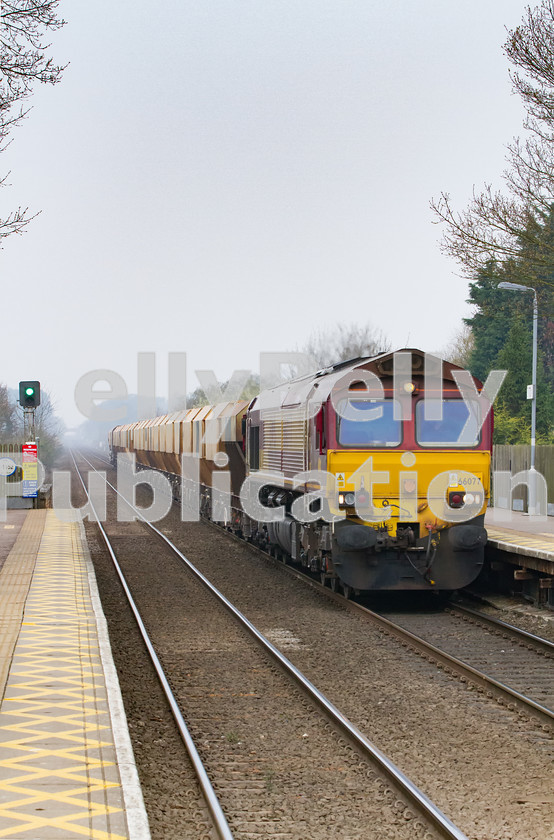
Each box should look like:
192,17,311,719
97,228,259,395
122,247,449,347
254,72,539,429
250,348,481,412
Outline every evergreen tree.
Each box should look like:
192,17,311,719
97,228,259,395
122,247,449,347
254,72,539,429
491,404,531,445
465,232,554,442
495,314,553,442
520,206,554,390
495,315,533,416
465,262,519,383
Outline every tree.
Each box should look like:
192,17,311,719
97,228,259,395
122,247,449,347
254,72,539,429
186,374,261,408
0,385,63,466
494,314,554,442
440,323,475,369
491,403,532,445
0,384,17,438
33,390,64,465
0,0,66,241
186,325,392,408
464,262,554,443
461,231,554,386
463,282,554,444
300,322,392,369
462,262,521,382
460,251,554,443
431,1,554,291
495,315,534,415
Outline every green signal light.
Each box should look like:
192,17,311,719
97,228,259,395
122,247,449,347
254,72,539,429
19,381,40,409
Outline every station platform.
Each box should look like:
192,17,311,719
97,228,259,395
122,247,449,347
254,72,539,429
485,508,554,574
0,509,150,839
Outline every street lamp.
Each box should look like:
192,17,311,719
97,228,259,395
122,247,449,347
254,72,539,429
498,281,539,514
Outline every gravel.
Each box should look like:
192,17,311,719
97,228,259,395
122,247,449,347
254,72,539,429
70,452,554,840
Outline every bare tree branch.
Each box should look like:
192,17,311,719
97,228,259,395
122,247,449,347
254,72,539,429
301,322,392,369
0,0,66,244
431,0,554,289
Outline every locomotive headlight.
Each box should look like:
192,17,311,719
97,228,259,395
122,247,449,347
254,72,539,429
403,382,416,393
338,492,356,507
464,493,474,505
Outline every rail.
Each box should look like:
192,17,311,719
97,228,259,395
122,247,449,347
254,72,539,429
74,449,470,840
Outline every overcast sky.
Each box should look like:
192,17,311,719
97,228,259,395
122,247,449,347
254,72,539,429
0,0,529,427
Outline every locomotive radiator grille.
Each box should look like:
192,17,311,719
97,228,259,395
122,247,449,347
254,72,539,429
261,407,307,474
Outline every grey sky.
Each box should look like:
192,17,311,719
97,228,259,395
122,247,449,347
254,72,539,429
0,0,528,427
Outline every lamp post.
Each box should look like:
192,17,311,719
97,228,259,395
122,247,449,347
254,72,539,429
498,281,538,514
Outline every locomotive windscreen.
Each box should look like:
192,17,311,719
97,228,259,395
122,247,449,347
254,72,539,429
415,399,481,447
337,400,402,447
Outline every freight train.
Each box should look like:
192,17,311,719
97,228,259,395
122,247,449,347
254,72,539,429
109,349,491,595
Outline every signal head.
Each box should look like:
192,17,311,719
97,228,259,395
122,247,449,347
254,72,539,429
19,381,41,408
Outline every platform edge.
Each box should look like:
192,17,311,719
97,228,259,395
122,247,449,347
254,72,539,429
78,516,152,840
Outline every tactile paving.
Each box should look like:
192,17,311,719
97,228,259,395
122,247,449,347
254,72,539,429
0,511,141,839
0,511,46,698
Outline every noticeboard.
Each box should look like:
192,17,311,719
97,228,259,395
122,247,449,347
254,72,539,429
22,442,38,498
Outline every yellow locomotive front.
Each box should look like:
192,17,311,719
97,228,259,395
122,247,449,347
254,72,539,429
325,394,491,591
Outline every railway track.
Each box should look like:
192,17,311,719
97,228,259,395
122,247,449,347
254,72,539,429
449,603,554,653
72,450,554,840
85,449,554,723
188,484,554,729
72,450,469,840
71,452,231,840
262,550,554,729
366,603,554,729
189,497,554,730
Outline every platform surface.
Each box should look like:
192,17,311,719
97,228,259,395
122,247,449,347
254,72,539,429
485,508,554,565
0,510,150,839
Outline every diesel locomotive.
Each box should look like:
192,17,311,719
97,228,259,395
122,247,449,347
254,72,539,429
109,349,491,595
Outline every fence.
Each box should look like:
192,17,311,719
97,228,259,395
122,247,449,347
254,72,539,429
0,443,24,483
491,445,554,512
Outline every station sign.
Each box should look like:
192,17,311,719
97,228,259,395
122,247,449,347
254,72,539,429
22,442,38,498
0,457,17,477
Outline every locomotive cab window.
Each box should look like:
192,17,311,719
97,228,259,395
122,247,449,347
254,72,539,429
415,399,480,447
337,399,402,447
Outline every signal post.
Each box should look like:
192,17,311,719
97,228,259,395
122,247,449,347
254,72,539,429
18,381,41,503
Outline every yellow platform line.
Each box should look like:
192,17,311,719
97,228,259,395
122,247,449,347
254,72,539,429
0,511,46,697
487,527,554,553
0,511,130,839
